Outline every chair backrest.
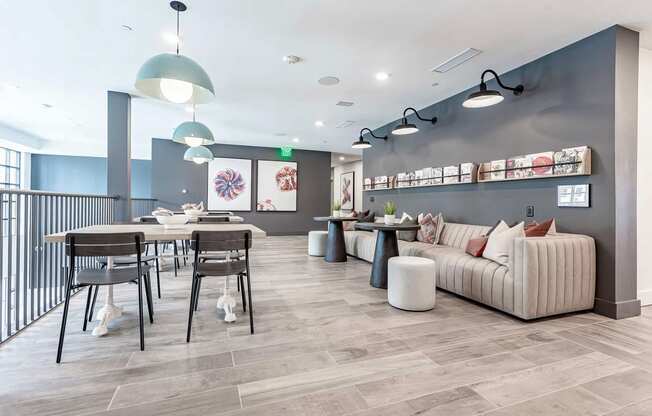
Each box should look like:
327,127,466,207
139,216,159,223
65,232,146,257
190,230,252,252
198,216,230,223
206,210,234,216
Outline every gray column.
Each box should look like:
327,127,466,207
107,91,131,223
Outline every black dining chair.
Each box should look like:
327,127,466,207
57,232,154,363
186,230,253,342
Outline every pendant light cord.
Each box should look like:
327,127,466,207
176,7,180,55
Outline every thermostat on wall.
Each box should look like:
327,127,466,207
558,184,590,207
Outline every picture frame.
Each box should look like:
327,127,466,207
340,171,355,211
207,157,252,211
256,160,298,212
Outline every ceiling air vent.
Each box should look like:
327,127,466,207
336,101,354,107
336,121,356,128
431,48,482,73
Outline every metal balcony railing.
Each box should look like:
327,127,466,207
0,189,118,343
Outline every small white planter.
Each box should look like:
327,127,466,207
332,210,341,218
384,214,396,225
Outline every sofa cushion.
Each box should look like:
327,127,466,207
438,222,491,249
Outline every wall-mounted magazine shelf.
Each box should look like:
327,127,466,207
363,163,477,192
477,146,591,183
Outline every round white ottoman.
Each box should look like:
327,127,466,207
308,231,328,256
388,256,436,311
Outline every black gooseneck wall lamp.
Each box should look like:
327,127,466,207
463,69,524,108
351,128,388,149
391,107,437,136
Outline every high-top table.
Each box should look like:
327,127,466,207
313,216,358,262
354,222,421,289
45,223,266,336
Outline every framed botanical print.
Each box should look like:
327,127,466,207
340,171,354,211
256,160,298,211
207,158,252,211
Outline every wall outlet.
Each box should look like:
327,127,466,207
526,205,535,217
369,196,375,203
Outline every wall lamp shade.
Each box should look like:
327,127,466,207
352,128,387,149
135,53,215,104
173,120,214,147
183,145,214,164
391,107,437,135
463,69,524,109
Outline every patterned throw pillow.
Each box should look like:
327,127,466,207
417,213,438,244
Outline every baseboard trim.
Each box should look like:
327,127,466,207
638,289,652,307
594,297,641,319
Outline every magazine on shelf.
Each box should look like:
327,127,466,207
408,172,416,187
364,177,373,190
376,176,388,189
422,167,433,186
478,162,492,181
490,160,506,180
553,146,588,175
443,165,460,184
528,151,554,176
460,163,474,183
505,155,530,179
396,172,406,188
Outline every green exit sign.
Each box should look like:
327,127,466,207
279,146,293,158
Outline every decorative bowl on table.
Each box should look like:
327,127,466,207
183,208,204,220
155,214,190,228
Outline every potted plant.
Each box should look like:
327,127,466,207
332,201,342,218
384,200,397,225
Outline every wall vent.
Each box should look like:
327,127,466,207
336,121,356,128
431,48,482,73
336,101,354,107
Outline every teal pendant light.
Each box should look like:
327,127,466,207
173,107,215,147
135,2,215,104
184,145,214,164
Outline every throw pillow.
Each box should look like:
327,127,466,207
465,236,489,257
417,213,438,244
525,218,555,237
434,212,445,244
483,221,525,266
398,214,418,242
357,212,375,231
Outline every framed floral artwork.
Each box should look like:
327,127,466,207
256,160,298,212
340,171,354,211
207,158,252,211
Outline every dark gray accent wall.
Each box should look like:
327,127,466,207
107,91,131,222
151,139,330,235
30,154,152,198
362,26,639,319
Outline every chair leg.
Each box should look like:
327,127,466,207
83,285,93,331
193,278,202,312
245,272,254,334
173,242,179,277
144,272,154,324
187,273,198,343
239,274,246,312
182,241,187,266
88,285,98,322
56,270,74,363
155,256,161,299
137,278,145,351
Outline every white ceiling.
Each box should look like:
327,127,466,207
0,0,651,159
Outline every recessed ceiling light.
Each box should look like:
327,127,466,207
162,32,181,45
318,76,340,86
121,24,134,31
375,72,391,81
339,156,345,161
314,120,324,127
282,55,302,64
292,137,300,143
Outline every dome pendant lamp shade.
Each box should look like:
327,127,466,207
391,107,437,136
351,128,387,149
135,1,215,105
184,145,214,164
173,108,215,147
463,69,524,109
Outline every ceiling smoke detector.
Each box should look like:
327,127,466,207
336,101,354,107
318,76,340,86
282,55,302,64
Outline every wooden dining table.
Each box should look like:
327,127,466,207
45,223,266,336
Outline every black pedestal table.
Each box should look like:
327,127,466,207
313,217,358,262
354,222,421,289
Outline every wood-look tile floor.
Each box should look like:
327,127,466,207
2,235,652,416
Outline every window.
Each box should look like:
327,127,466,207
0,146,20,189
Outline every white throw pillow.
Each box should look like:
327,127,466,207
483,221,525,266
400,212,413,223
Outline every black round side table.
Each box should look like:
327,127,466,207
313,217,358,262
354,222,421,289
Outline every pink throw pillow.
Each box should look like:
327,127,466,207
417,213,438,244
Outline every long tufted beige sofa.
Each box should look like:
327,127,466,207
344,222,596,320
